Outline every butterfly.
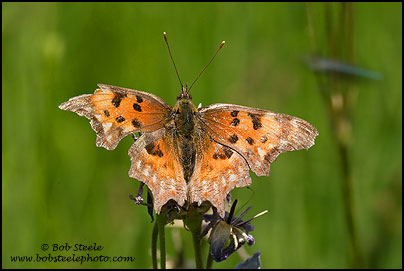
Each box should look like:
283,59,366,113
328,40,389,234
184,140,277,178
59,33,318,218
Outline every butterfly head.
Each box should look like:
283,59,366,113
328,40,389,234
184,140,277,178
177,85,192,100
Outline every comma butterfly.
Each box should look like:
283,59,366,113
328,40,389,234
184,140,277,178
59,33,318,217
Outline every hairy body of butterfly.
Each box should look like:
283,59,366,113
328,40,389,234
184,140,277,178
59,84,318,217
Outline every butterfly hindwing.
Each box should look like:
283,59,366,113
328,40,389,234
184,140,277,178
128,127,187,213
59,84,172,150
189,130,252,217
198,104,318,176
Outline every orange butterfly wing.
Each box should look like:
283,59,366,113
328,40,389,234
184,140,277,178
198,104,318,176
128,128,187,213
189,131,252,217
59,84,172,150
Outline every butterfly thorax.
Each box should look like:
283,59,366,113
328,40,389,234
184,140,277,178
173,98,198,183
173,98,196,137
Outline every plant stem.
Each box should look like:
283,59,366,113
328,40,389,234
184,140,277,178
191,229,203,269
157,213,167,269
305,3,363,268
152,220,158,269
206,253,213,269
334,4,363,268
184,208,204,269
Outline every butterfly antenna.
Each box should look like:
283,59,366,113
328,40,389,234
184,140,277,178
163,32,184,90
188,40,226,93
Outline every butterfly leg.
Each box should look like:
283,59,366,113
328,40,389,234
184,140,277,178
131,132,142,142
226,193,232,207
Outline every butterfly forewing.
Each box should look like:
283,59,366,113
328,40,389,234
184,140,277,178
128,128,187,213
198,104,319,176
59,84,172,150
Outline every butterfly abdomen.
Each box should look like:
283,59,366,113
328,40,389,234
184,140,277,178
178,138,196,183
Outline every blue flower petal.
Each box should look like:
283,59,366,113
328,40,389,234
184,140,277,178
235,251,261,269
208,221,233,262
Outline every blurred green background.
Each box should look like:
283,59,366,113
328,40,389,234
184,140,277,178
2,2,402,269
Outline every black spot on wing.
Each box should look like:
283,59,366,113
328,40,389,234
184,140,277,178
229,134,239,144
230,118,240,126
116,116,125,123
223,147,233,159
145,142,163,157
132,119,141,128
133,103,142,112
231,110,239,117
112,92,126,107
145,142,155,154
214,147,232,160
248,113,262,130
104,110,110,117
154,147,163,157
136,95,143,103
246,137,254,145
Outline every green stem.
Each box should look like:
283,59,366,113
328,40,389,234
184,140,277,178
338,137,363,268
206,253,213,269
305,3,363,268
157,213,167,269
191,230,203,269
184,208,203,269
152,220,158,269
